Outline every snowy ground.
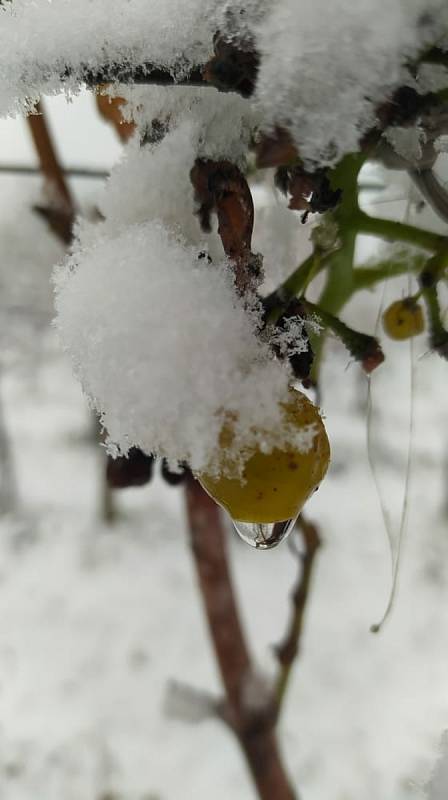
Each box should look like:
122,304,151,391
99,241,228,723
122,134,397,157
0,92,447,800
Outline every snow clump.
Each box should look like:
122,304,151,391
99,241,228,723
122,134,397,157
54,221,294,473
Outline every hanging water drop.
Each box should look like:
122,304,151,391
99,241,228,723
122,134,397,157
232,515,297,549
197,389,331,551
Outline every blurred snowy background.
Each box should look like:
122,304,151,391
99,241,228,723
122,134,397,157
0,90,447,800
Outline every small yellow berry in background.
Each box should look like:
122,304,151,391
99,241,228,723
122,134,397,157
198,389,330,524
382,297,425,341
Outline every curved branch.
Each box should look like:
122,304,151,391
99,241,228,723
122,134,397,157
184,474,298,800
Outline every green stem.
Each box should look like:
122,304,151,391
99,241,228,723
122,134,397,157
265,152,448,377
329,153,364,220
317,229,357,313
418,47,448,69
275,254,315,303
317,153,366,314
355,211,446,252
422,285,448,358
420,248,448,288
353,255,427,291
302,299,384,373
307,154,365,377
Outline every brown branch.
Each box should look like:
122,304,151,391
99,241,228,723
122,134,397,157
184,473,298,800
26,101,118,523
82,34,258,98
81,62,208,90
274,515,321,716
26,99,75,243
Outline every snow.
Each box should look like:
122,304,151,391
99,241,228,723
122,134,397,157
85,87,256,252
54,218,297,473
251,179,313,294
0,0,214,114
427,733,448,799
4,172,448,800
251,0,448,165
53,85,303,473
0,8,446,796
0,1,446,165
1,284,448,800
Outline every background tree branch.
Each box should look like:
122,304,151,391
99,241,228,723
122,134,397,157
26,100,75,243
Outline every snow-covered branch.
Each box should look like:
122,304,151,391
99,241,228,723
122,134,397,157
0,1,446,165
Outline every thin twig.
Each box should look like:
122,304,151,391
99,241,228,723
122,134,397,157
0,163,108,179
26,99,76,243
26,100,116,521
275,515,321,716
26,101,74,209
184,474,298,800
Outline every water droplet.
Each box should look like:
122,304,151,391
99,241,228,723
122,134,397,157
231,516,297,549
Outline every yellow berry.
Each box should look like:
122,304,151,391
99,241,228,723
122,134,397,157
382,298,425,340
198,389,330,523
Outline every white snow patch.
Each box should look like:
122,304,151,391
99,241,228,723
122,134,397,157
426,733,448,800
54,220,293,472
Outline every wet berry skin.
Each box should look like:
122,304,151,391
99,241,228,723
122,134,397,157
199,389,330,524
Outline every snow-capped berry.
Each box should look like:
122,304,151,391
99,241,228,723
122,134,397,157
198,389,330,524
